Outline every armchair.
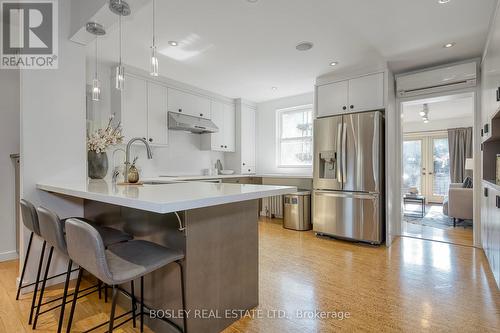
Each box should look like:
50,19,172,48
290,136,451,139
443,183,473,227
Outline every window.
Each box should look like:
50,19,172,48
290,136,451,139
277,105,313,167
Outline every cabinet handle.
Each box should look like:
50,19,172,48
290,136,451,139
484,123,489,134
350,105,354,109
178,108,182,112
342,106,347,110
248,169,251,172
142,137,146,140
224,145,227,148
481,129,484,137
149,138,153,142
242,163,246,166
496,87,500,102
220,145,224,148
497,195,500,209
484,187,489,197
200,113,203,117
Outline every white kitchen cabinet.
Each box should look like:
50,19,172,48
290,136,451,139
316,72,385,117
348,73,385,112
225,99,257,174
240,105,256,173
167,88,211,119
224,103,235,152
147,82,168,146
481,181,500,288
121,75,148,141
113,74,168,146
201,101,235,152
317,80,349,117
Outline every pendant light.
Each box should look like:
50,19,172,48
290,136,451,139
109,0,131,90
115,13,125,90
150,0,159,76
86,22,106,101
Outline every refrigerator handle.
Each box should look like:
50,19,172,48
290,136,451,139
342,121,347,185
336,122,342,183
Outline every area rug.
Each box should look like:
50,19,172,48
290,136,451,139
403,203,472,230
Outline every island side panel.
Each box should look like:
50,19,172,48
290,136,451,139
185,199,259,333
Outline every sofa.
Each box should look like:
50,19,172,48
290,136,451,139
443,183,473,227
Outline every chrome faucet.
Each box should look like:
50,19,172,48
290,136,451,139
125,137,153,182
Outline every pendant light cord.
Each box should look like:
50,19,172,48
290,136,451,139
152,0,156,47
119,14,122,65
95,37,98,78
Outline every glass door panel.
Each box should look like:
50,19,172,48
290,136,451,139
403,140,423,194
429,137,450,203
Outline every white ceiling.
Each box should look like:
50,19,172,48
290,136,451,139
91,0,497,102
402,92,474,123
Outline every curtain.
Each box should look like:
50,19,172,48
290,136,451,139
448,127,473,183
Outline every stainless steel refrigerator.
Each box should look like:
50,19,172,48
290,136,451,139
312,111,384,244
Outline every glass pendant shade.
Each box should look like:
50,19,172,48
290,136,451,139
150,46,159,76
115,65,125,90
92,78,101,101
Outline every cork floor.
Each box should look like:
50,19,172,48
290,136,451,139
1,218,499,332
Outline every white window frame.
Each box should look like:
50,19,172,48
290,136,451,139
276,104,313,168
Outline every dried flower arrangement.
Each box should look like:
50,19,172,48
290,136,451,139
87,115,124,153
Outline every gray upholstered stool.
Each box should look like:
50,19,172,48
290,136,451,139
65,218,186,333
32,206,133,333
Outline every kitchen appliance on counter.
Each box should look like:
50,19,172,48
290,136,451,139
313,110,384,244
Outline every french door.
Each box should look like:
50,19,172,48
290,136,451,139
403,133,450,203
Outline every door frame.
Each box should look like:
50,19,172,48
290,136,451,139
396,86,480,247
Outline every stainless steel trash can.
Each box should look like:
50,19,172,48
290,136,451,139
283,190,311,231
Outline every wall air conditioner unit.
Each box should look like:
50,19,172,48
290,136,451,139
396,62,477,98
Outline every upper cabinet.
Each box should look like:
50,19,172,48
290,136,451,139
167,88,211,119
240,105,256,172
113,74,168,146
201,101,235,152
316,72,385,117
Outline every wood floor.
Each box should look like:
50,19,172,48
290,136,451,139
402,221,474,246
1,218,499,332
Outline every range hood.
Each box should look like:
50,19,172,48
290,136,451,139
168,112,219,134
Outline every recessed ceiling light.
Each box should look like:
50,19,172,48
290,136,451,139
168,41,178,46
329,61,339,66
247,0,258,2
443,42,456,48
271,87,278,91
296,42,314,51
438,0,450,4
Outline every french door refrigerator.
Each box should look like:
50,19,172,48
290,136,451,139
312,110,384,244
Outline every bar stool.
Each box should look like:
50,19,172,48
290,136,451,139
64,218,186,333
32,206,133,333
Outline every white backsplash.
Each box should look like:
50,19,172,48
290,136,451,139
106,130,225,179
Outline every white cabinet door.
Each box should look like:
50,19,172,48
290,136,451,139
210,101,225,150
348,72,384,112
147,82,168,146
167,88,211,119
122,75,148,141
317,80,349,117
241,106,256,173
223,103,235,152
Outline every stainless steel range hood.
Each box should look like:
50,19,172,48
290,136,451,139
168,112,219,134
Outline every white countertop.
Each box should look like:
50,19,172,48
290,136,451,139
149,173,312,181
37,179,296,214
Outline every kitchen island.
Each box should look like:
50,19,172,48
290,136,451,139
37,179,296,333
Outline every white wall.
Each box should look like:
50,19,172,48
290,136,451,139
0,70,20,261
256,92,314,175
19,0,87,282
403,116,474,133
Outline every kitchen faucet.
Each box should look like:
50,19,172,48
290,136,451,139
125,137,153,182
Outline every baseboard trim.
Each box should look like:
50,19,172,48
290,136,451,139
0,250,18,262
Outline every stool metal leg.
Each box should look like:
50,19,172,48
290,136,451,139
16,231,34,300
33,246,54,329
57,259,73,333
104,284,108,303
131,280,136,328
28,239,46,325
140,276,144,333
66,267,83,333
108,285,118,333
98,280,102,299
176,261,187,333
